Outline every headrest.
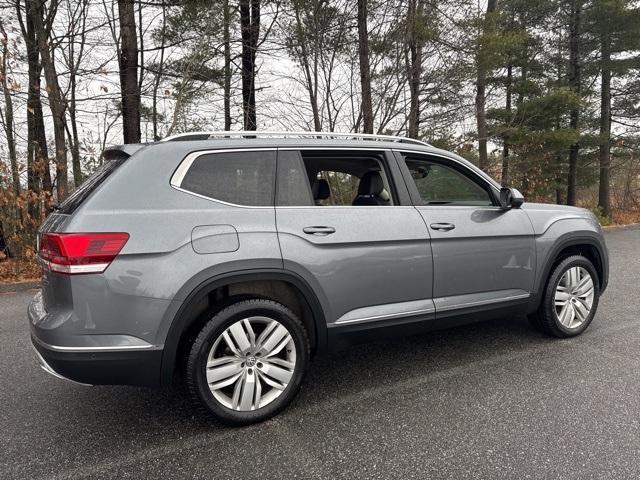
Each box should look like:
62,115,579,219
312,178,330,200
357,171,384,196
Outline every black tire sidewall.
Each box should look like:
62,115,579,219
187,299,309,425
543,256,600,337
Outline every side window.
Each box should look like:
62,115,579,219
275,150,395,207
179,150,276,206
403,157,493,206
276,151,314,206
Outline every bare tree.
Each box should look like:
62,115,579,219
118,0,141,143
60,0,90,187
475,0,498,172
16,0,52,196
406,0,425,139
288,0,322,131
32,0,68,200
0,19,19,195
223,0,233,130
240,0,260,130
357,0,373,134
280,0,355,132
151,1,167,141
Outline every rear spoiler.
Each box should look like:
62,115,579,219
102,143,149,161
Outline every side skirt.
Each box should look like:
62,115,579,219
327,293,530,351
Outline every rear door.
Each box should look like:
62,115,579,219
275,148,434,329
395,150,536,317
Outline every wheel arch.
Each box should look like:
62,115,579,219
529,233,608,313
159,269,328,387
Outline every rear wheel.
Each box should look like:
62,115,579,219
185,298,310,425
529,255,600,338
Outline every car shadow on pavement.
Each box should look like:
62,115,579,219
61,314,546,433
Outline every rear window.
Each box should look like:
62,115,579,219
55,151,128,214
179,151,276,206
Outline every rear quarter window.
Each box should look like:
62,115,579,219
178,150,276,206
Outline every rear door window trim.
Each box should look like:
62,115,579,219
274,147,412,208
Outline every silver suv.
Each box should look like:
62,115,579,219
29,132,608,425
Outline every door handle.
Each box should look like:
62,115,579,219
430,222,455,232
303,226,336,236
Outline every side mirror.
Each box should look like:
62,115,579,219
499,187,524,209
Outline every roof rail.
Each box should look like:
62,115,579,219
160,130,432,147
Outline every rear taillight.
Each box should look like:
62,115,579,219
39,232,129,274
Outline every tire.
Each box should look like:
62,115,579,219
185,298,310,426
529,255,600,338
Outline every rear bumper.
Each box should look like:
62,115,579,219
28,290,163,387
31,335,162,387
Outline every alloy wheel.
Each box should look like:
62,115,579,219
554,266,595,329
205,316,297,411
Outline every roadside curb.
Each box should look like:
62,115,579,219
602,223,640,232
0,281,40,294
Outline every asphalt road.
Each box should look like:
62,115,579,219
1,227,640,480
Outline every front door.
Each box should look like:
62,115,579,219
275,148,434,328
396,151,536,317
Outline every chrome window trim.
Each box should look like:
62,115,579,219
170,148,277,209
171,185,274,210
170,147,276,187
171,146,411,209
275,205,416,210
279,146,401,207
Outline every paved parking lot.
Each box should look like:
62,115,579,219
1,227,639,479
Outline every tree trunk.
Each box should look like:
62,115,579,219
476,0,498,172
501,64,511,187
567,0,582,206
118,0,141,143
292,1,320,131
32,0,68,201
0,20,20,195
152,2,166,141
69,96,82,187
598,33,611,217
407,0,424,139
65,0,89,188
17,0,51,197
151,2,167,141
223,0,232,131
68,54,82,187
357,0,373,134
240,0,260,130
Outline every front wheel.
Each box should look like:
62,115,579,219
185,298,310,425
529,255,600,338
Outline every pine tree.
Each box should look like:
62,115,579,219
587,0,640,217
